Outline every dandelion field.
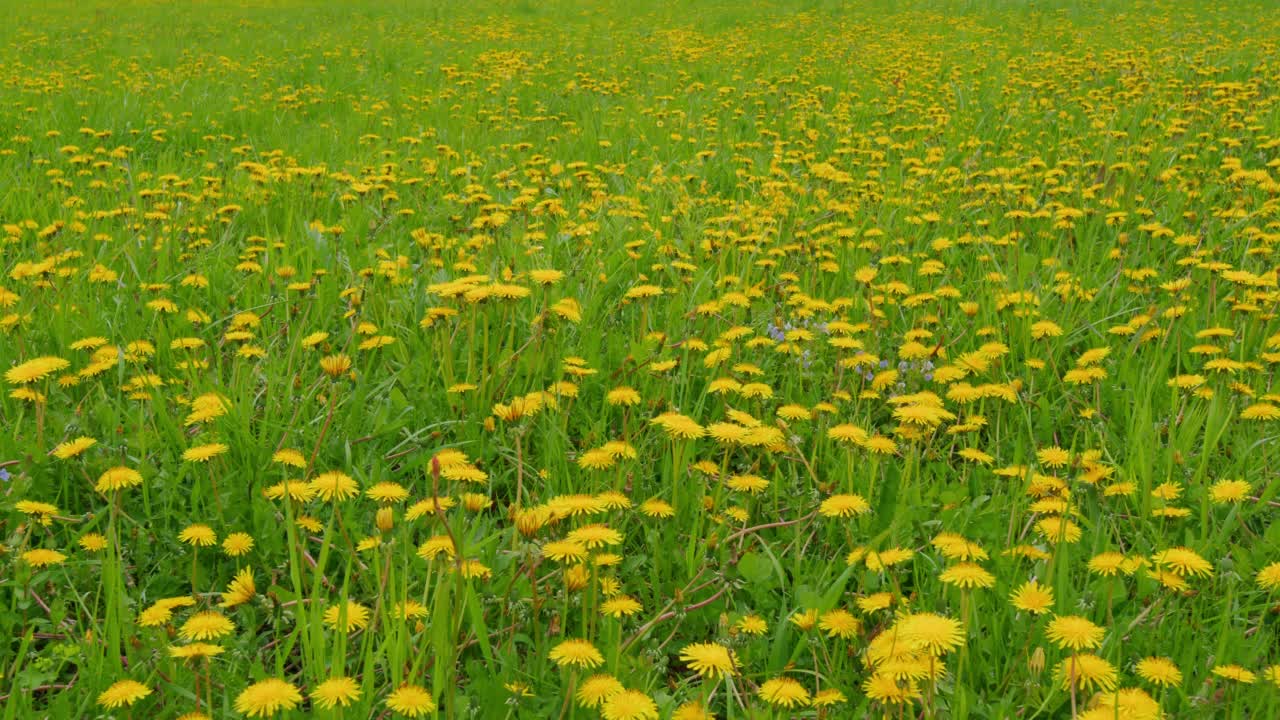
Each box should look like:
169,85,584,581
3,0,1280,717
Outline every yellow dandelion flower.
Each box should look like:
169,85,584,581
234,678,302,718
549,638,604,668
758,677,810,708
386,684,436,716
678,642,738,678
311,676,362,710
97,679,152,709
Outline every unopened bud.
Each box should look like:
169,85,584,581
1028,646,1045,675
376,507,394,532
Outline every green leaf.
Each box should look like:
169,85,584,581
737,551,773,586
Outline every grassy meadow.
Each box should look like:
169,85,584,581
3,0,1280,717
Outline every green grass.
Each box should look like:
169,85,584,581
1,0,1280,718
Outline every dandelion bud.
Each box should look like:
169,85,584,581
1029,646,1046,675
376,507,394,532
565,564,589,592
515,507,548,538
462,493,491,512
319,353,351,378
